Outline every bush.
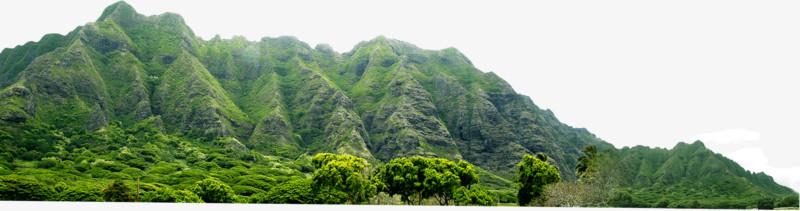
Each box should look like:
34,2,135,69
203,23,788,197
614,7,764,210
124,158,148,169
37,157,59,169
148,162,183,175
84,168,111,178
776,195,799,208
58,183,104,201
191,177,238,203
20,150,41,161
94,160,129,172
249,179,316,204
653,198,670,208
121,167,145,178
102,180,134,202
232,185,265,196
0,175,56,200
141,188,203,203
758,197,775,210
454,186,495,206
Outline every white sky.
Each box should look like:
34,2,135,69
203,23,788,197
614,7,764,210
1,0,798,193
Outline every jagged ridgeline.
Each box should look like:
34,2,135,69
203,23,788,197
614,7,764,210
615,141,796,207
1,3,796,205
0,1,612,180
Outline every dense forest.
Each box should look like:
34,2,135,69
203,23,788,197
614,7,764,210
0,1,796,208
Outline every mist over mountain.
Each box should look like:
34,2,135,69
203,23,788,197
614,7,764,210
0,1,794,207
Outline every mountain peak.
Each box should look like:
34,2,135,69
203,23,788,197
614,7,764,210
96,1,139,26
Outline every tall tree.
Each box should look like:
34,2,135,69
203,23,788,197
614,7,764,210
575,145,598,178
515,154,560,206
311,153,376,204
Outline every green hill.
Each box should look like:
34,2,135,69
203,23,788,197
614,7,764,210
0,1,794,207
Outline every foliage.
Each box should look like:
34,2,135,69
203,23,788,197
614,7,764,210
759,197,776,210
607,188,648,208
776,195,799,208
248,179,316,204
58,183,104,201
545,148,623,207
191,177,238,203
453,186,495,206
0,175,56,201
371,156,480,205
515,154,560,206
0,1,795,208
141,188,203,203
575,145,598,178
311,153,375,204
102,180,135,202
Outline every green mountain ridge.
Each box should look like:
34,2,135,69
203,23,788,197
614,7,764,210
0,1,794,205
615,141,795,207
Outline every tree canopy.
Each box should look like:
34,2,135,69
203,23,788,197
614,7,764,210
141,188,203,203
371,156,479,205
102,180,134,202
311,153,376,204
191,177,238,203
515,153,560,206
575,145,598,178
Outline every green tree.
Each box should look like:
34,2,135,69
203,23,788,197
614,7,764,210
453,186,496,206
102,180,134,202
0,175,55,201
141,188,203,203
371,156,480,205
515,154,560,206
775,195,799,208
191,177,238,203
249,179,326,204
654,197,671,208
311,153,376,204
575,145,598,178
608,188,633,207
758,197,775,210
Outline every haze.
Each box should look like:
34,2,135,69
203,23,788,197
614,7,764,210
1,0,797,192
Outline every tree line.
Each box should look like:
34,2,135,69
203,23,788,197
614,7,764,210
1,143,796,208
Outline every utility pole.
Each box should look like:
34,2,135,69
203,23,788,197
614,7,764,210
136,178,140,202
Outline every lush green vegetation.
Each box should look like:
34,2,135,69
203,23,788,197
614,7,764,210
514,153,560,206
0,1,797,209
371,156,493,205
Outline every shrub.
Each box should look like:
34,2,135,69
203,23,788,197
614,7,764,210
102,180,134,202
776,195,799,208
141,188,203,203
0,175,56,200
37,157,59,169
758,197,775,210
58,183,104,201
191,177,238,203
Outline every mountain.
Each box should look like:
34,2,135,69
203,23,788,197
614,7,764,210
0,1,794,205
0,1,613,180
615,141,795,207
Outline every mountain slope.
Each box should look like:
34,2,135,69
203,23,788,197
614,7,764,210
0,1,610,180
0,2,794,202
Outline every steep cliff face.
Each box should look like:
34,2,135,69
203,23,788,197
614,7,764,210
0,1,612,180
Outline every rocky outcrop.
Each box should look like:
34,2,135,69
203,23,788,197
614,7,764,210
365,67,461,161
0,1,617,183
292,67,373,159
430,73,530,176
152,52,251,139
